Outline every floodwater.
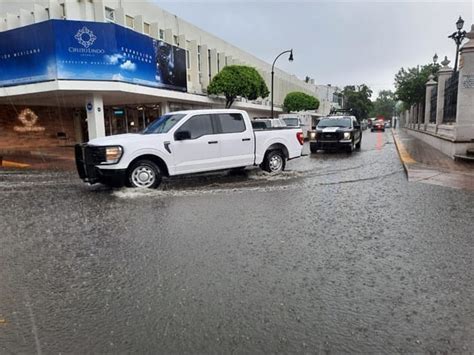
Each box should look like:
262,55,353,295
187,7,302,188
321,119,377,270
1,131,473,353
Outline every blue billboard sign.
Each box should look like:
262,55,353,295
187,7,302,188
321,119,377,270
0,21,56,86
0,20,187,92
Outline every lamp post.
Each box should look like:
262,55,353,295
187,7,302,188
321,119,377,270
271,49,293,118
448,16,467,72
433,53,438,64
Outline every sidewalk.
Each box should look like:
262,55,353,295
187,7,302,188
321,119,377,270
392,128,474,191
0,146,75,171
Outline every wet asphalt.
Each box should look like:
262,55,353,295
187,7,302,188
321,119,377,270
0,130,473,354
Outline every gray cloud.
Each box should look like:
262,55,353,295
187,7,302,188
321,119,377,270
157,0,473,95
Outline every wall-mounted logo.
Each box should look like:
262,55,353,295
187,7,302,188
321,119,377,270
14,109,45,133
75,27,97,48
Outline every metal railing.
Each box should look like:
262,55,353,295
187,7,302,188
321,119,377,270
443,72,459,123
430,85,437,123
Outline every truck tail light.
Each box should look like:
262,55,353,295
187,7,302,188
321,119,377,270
296,132,304,145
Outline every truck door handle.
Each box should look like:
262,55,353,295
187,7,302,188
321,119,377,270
208,141,218,144
242,138,251,141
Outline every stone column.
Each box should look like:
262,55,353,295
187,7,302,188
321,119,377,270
436,57,453,126
164,29,173,44
134,15,144,33
150,23,160,39
85,94,105,140
92,0,106,23
424,75,437,130
188,40,200,93
455,24,474,140
161,101,170,115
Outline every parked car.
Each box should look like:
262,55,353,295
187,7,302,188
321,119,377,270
75,109,304,188
281,117,301,128
309,115,362,153
253,118,287,128
371,120,385,132
361,119,368,130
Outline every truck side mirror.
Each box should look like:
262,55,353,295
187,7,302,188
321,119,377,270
175,130,191,140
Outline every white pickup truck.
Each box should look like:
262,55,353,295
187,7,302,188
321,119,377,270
75,109,304,188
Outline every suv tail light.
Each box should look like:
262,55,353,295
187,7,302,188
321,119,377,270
296,131,304,145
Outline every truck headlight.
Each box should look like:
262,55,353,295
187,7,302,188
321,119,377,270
343,132,351,140
105,146,123,164
309,132,316,140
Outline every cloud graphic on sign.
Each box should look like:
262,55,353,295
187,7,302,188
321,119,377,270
105,54,123,65
120,60,136,71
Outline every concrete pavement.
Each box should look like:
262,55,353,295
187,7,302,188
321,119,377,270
393,128,474,191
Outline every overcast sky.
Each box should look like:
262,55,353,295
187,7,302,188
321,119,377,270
157,0,473,97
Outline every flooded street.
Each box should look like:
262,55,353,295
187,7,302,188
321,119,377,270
1,131,473,353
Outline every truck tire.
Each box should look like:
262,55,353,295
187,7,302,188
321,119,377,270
310,146,318,154
356,137,362,150
261,150,286,173
346,140,355,153
127,159,162,188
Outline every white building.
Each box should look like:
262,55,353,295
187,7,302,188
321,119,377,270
0,0,335,148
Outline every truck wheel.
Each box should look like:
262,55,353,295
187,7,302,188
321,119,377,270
346,140,355,153
310,146,318,154
356,138,362,150
128,159,162,188
262,150,286,173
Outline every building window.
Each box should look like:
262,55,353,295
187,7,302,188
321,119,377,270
125,15,134,28
159,29,164,40
144,22,150,35
105,7,115,22
197,45,201,71
186,50,190,69
217,55,220,72
208,49,211,80
173,35,179,46
60,3,65,18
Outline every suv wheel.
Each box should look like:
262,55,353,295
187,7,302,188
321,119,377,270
128,159,162,188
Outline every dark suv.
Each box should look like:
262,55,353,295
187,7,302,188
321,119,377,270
309,116,362,153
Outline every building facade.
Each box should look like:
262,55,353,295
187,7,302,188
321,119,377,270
0,0,336,150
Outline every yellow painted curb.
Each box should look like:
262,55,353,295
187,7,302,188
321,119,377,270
392,131,416,165
1,160,31,168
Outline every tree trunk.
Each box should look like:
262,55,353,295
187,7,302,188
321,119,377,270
225,96,235,108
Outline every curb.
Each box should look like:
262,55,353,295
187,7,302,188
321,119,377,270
392,129,416,176
0,160,31,168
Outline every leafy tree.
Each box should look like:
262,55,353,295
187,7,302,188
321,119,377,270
283,92,320,112
370,90,396,119
207,65,269,108
394,63,440,106
341,84,373,120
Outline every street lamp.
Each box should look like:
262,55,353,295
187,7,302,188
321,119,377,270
271,49,293,118
448,16,467,72
433,53,438,64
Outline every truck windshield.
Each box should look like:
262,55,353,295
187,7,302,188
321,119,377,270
143,114,186,134
318,118,351,128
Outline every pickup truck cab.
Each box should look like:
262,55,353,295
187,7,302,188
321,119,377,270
75,109,304,188
309,115,362,153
